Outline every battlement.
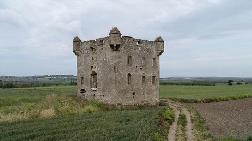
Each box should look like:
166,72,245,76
73,27,164,56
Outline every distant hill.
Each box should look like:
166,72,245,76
160,77,252,83
0,75,77,88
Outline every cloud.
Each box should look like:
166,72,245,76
0,0,252,77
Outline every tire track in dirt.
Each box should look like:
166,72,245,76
182,108,194,141
168,108,180,141
161,99,195,141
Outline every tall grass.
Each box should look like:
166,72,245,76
0,109,163,141
0,86,176,140
0,92,103,122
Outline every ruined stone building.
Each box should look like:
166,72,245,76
73,27,164,105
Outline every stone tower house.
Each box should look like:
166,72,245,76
73,27,164,105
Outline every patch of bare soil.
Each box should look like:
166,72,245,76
168,108,180,141
182,108,194,141
189,98,252,139
163,99,195,141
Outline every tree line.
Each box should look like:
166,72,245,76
0,80,76,88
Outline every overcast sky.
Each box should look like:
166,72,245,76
0,0,252,77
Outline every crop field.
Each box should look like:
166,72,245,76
0,86,173,141
160,84,252,102
0,109,163,141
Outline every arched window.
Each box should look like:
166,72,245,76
91,71,97,88
127,73,131,85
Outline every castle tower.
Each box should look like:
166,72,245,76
73,27,164,105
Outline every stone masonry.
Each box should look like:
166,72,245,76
73,27,164,105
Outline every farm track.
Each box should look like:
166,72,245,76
182,108,194,141
162,99,195,141
168,106,180,141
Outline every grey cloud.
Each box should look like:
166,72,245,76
157,0,252,41
0,0,252,76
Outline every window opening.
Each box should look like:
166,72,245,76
127,73,131,85
91,71,97,88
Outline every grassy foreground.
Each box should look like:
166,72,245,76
160,84,252,102
0,109,164,141
0,86,175,141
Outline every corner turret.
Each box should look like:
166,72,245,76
155,36,164,56
109,27,122,51
73,36,81,56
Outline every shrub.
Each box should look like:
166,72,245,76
162,107,175,124
82,105,98,113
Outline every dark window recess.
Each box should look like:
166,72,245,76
127,56,132,66
114,66,117,72
142,76,146,84
152,58,156,67
80,89,86,93
90,46,96,52
152,76,156,84
91,71,97,88
110,44,120,51
91,66,93,69
127,73,131,85
133,92,135,99
81,77,84,84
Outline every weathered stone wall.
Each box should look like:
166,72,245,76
73,27,164,105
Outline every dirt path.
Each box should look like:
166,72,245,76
162,99,195,141
168,108,180,141
182,108,194,141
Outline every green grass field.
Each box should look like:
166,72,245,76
160,84,252,102
0,85,251,140
0,86,173,141
0,109,163,141
0,86,76,107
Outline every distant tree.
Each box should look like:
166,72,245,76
3,82,15,88
237,82,242,85
227,80,233,86
0,80,3,88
